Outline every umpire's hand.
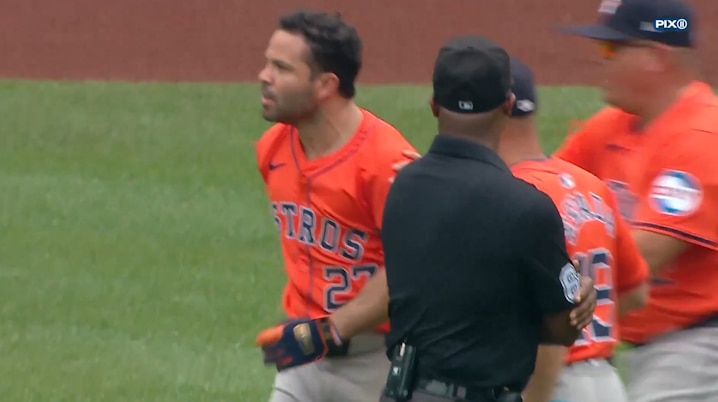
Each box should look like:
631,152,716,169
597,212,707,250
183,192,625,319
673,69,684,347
570,276,596,330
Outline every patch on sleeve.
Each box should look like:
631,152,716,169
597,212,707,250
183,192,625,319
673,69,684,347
558,173,575,190
648,169,702,217
559,263,581,304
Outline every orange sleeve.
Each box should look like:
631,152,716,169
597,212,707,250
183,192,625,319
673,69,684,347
609,192,650,293
633,131,718,251
361,135,418,231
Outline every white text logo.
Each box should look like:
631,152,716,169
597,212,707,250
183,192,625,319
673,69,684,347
654,19,688,31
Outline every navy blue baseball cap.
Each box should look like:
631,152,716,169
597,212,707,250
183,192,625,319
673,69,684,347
560,0,695,48
509,57,536,117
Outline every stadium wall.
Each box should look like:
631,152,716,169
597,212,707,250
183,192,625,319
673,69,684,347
0,0,715,85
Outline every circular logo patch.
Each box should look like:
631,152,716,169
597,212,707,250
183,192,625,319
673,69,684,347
648,170,702,216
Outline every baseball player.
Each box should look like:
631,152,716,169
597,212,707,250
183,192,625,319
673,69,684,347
556,0,718,401
502,57,650,402
251,10,418,402
251,12,600,402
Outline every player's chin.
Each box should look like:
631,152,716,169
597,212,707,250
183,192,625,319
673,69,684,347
261,108,280,122
600,88,619,108
603,94,630,112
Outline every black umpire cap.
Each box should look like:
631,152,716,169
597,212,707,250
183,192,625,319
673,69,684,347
509,57,537,117
432,35,512,114
560,0,695,48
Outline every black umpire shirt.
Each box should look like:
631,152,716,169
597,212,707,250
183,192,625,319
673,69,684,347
382,134,576,391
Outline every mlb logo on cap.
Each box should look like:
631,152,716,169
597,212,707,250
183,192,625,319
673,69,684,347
508,57,537,117
515,99,535,113
458,101,474,111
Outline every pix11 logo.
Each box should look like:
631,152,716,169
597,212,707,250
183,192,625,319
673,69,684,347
654,18,688,31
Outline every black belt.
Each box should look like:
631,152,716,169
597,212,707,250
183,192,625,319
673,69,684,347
414,377,519,402
692,314,718,329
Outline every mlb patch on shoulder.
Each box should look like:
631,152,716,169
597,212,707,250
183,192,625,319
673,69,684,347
648,169,702,216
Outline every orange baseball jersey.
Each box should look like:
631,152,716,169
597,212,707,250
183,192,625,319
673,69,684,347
511,157,648,363
254,108,417,333
554,81,718,344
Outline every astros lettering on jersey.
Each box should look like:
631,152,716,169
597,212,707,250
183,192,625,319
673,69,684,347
254,108,417,333
511,157,649,362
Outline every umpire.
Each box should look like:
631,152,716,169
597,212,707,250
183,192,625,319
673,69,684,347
379,35,585,402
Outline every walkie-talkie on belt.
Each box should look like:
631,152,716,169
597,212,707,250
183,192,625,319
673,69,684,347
383,342,418,402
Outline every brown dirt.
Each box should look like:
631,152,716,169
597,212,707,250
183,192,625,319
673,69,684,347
0,0,715,85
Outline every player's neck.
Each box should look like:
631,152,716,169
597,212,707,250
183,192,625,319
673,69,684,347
635,77,693,131
498,118,546,166
438,113,502,152
296,101,364,160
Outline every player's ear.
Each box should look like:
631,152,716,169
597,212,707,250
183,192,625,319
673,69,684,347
503,93,516,116
315,72,340,101
429,96,440,117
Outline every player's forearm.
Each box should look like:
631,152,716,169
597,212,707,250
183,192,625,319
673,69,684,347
522,345,567,402
632,230,688,275
329,269,388,340
617,282,648,317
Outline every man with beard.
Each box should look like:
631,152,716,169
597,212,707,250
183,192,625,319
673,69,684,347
252,9,418,402
252,11,599,402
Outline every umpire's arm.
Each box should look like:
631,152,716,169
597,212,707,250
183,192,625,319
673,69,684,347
522,193,583,346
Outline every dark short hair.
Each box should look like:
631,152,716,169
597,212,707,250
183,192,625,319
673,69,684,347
279,10,362,98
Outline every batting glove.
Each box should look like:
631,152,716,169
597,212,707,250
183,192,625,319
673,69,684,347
255,316,346,371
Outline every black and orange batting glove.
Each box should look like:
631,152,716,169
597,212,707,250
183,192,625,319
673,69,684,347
255,316,345,371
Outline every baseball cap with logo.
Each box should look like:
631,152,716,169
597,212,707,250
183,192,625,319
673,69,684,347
432,35,512,114
561,0,695,47
509,57,537,117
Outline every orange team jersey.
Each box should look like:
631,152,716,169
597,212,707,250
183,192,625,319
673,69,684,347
553,81,718,344
511,157,649,363
254,108,417,334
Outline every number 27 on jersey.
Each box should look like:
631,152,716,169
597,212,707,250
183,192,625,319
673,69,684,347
323,264,378,311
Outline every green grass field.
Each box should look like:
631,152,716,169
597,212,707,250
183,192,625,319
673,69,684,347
0,80,607,401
